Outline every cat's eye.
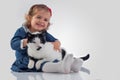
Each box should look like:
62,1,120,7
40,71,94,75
32,41,36,43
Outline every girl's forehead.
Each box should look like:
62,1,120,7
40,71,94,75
34,9,51,17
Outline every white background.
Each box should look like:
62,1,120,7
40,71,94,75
0,0,120,80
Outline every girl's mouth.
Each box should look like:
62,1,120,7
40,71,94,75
36,23,44,27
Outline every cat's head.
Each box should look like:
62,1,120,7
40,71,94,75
27,31,46,50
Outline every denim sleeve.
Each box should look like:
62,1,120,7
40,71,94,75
10,27,27,51
46,32,58,42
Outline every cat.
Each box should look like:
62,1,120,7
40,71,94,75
27,31,66,70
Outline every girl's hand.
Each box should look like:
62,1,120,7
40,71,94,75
23,38,28,48
52,40,61,52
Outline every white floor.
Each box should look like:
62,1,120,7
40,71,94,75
10,69,89,80
1,67,92,80
1,56,120,80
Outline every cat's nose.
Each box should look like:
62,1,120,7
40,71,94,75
37,46,42,50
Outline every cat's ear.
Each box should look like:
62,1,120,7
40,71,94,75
41,30,46,36
27,32,33,43
27,32,32,38
42,30,47,43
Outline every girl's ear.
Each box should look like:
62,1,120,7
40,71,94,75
25,14,32,24
25,14,32,20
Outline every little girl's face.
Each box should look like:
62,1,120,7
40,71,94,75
30,10,51,32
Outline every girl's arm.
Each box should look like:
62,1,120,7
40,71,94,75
10,27,27,51
52,40,61,51
46,32,61,51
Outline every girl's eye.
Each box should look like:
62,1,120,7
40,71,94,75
37,16,41,19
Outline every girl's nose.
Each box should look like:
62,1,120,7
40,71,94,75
39,19,44,23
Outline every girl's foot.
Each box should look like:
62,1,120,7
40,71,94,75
71,58,83,72
61,54,73,73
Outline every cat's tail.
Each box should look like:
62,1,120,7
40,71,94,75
80,54,90,61
61,49,66,60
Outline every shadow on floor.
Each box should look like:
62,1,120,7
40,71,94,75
11,67,90,80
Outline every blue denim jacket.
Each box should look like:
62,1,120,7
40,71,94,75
10,26,57,72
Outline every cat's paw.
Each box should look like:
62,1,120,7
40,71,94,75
28,60,34,69
35,60,42,70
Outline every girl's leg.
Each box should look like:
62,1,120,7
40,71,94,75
42,54,73,74
70,54,90,72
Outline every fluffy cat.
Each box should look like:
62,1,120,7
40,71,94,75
27,31,66,70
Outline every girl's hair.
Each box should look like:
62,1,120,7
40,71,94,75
24,4,52,29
